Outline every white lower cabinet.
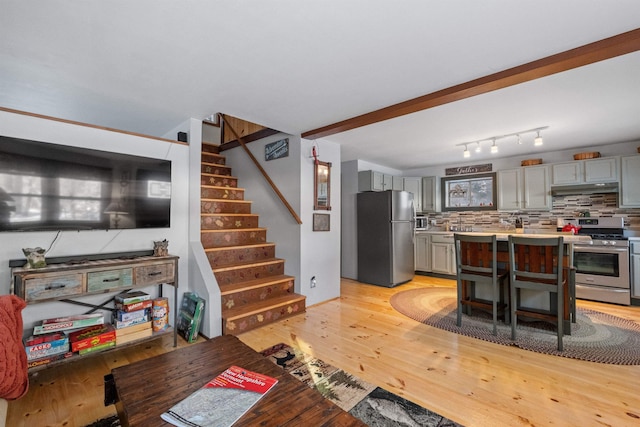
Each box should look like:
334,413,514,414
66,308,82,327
415,234,431,272
430,234,455,275
631,240,640,298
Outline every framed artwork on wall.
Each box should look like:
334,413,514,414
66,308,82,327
313,213,330,231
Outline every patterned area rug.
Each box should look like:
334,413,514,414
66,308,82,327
390,287,640,365
260,343,461,427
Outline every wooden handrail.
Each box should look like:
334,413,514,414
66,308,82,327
219,114,303,225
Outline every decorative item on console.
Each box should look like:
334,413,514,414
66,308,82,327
153,240,169,257
22,247,46,269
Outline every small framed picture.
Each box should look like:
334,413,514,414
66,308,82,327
313,213,330,232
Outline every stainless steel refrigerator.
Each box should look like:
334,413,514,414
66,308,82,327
357,190,415,287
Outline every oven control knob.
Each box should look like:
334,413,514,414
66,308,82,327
610,241,617,246
603,241,610,245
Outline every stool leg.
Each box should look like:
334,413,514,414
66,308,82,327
456,277,463,327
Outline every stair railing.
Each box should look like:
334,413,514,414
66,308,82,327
218,113,303,225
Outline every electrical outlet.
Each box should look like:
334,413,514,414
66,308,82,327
310,276,317,288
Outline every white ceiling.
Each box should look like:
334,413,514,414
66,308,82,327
2,1,640,169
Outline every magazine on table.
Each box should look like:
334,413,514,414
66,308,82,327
160,365,278,427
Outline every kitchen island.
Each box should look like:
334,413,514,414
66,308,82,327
415,229,591,333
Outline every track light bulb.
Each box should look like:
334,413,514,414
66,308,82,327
463,144,470,158
475,142,481,153
534,131,543,146
490,139,498,154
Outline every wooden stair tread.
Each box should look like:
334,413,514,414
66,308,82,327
202,161,231,167
205,242,274,253
201,172,238,179
219,274,294,295
201,185,245,191
201,213,258,217
213,257,284,272
223,294,306,320
201,198,252,204
202,227,265,234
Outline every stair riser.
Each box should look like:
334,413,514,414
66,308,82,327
201,187,244,200
201,200,251,214
207,245,275,268
201,215,259,231
222,279,294,312
202,144,219,154
223,301,305,335
201,229,267,247
202,164,232,176
201,153,225,165
201,175,238,187
214,261,284,285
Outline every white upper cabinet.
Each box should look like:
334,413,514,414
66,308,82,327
498,165,551,211
584,157,619,183
392,176,404,191
403,177,422,213
621,155,640,208
421,176,439,212
359,170,393,192
523,165,552,210
497,168,523,210
552,162,583,185
552,157,619,185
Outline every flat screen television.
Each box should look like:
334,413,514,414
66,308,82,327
0,135,171,232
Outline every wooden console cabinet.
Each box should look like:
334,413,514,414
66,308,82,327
11,253,179,371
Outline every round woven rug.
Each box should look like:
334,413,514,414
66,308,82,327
390,287,640,365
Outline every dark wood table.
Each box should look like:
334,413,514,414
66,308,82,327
110,335,366,426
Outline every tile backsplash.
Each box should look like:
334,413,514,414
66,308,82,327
426,193,640,230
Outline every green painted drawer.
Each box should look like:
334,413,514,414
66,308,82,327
87,268,133,292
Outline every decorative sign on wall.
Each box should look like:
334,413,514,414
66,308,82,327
445,163,492,176
265,138,289,161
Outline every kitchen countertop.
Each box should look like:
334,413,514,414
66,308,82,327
416,229,592,243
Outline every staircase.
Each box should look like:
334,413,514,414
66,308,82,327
200,142,306,335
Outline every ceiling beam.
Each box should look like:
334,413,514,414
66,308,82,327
302,28,640,140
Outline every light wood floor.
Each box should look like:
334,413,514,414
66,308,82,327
8,276,640,426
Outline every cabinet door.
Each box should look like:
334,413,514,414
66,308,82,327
497,168,522,210
552,162,583,185
523,165,551,210
584,157,619,183
421,176,438,212
415,235,431,272
403,177,422,213
621,155,640,208
382,174,394,191
431,242,453,274
392,176,404,191
632,255,640,298
358,170,385,191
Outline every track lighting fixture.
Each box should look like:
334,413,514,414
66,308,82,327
534,130,543,146
456,126,548,158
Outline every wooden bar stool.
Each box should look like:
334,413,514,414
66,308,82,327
454,233,509,335
508,235,565,351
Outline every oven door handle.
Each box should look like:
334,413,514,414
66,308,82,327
574,246,629,254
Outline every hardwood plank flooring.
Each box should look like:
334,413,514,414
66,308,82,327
7,275,640,426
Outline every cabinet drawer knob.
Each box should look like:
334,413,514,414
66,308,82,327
45,283,66,290
102,277,120,283
148,271,162,276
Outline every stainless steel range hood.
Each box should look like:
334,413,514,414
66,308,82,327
550,182,618,196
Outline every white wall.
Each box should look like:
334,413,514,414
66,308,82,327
223,134,342,307
340,160,358,279
0,110,191,333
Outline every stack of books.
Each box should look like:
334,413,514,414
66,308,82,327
24,313,104,368
68,324,116,355
113,291,153,346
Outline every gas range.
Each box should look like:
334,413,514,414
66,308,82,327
560,217,631,305
559,217,628,247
